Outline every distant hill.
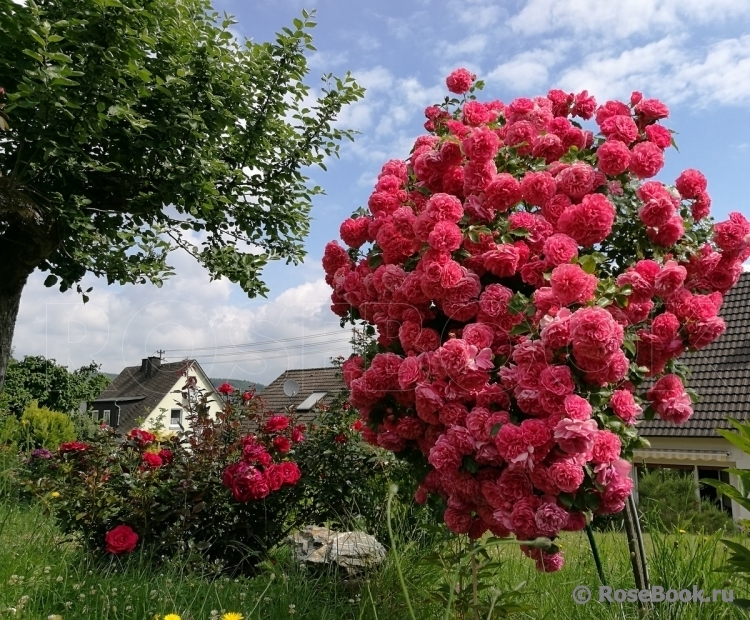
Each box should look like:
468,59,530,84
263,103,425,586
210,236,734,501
101,372,265,393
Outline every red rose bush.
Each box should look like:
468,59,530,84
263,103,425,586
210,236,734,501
21,385,305,572
325,70,749,571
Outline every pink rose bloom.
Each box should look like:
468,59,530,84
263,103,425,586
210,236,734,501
540,309,572,350
591,431,622,464
532,133,566,163
426,192,464,222
687,316,726,350
635,98,669,121
569,306,624,361
498,468,534,502
541,193,572,226
629,141,665,178
595,100,630,125
654,260,687,297
647,215,685,247
675,168,708,199
462,323,495,350
446,67,475,94
539,365,575,397
536,552,565,573
692,192,711,221
557,193,616,247
572,90,597,119
340,217,371,248
428,220,463,252
505,120,538,155
535,502,570,537
599,476,634,514
462,126,500,162
463,159,497,194
380,159,408,181
485,173,522,212
550,263,597,306
609,389,641,425
444,507,473,534
714,212,750,251
428,437,462,470
556,163,596,200
600,115,638,144
554,418,598,455
596,139,631,176
645,124,672,149
520,171,557,207
639,195,675,228
463,100,492,126
549,458,585,493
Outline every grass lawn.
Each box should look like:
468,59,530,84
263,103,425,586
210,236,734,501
1,493,749,620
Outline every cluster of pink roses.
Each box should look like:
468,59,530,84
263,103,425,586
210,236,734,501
221,414,303,503
325,69,749,572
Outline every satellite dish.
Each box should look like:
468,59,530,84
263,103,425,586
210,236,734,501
283,379,299,398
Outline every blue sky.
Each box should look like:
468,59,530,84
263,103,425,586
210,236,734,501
12,0,750,384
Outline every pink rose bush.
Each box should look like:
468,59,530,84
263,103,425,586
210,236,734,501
325,71,749,572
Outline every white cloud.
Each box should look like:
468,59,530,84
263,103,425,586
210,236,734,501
307,50,348,71
556,35,750,107
510,0,750,39
442,34,488,58
13,248,351,385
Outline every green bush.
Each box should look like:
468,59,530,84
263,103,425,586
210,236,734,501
293,391,443,544
0,401,76,450
638,467,734,532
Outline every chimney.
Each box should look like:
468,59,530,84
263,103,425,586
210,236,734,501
143,356,162,378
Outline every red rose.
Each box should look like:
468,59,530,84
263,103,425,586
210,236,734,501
291,425,305,443
105,525,139,554
127,429,156,446
334,434,348,444
273,436,291,453
217,382,234,395
142,452,163,468
264,415,290,433
278,461,301,486
351,420,364,432
232,470,270,502
59,441,90,452
157,449,173,464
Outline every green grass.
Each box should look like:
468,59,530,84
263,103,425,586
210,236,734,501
1,493,749,619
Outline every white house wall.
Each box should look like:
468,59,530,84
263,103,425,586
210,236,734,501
141,365,222,433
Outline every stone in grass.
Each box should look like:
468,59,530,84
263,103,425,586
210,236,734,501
288,525,386,575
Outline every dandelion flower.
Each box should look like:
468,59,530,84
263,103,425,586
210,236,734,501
222,614,243,620
164,615,182,620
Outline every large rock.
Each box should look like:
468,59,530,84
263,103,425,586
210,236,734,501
288,525,386,574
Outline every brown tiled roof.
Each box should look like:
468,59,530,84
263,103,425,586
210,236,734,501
640,272,750,438
257,366,346,426
92,359,201,432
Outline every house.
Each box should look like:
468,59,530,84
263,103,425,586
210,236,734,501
258,366,346,426
90,357,222,434
636,272,750,519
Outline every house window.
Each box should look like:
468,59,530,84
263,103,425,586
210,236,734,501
103,410,111,425
92,409,99,420
170,409,182,428
296,392,327,412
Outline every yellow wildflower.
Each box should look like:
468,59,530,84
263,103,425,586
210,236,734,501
163,615,181,620
678,529,687,534
50,492,61,498
222,614,243,620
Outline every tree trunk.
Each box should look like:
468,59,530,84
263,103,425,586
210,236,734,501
0,266,31,393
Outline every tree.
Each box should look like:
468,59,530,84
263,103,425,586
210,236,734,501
0,355,110,416
0,0,364,390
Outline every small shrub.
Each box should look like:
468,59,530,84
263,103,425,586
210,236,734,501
293,390,443,543
19,386,305,574
638,467,734,532
0,401,76,450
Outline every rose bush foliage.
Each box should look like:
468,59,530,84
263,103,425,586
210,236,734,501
21,387,304,573
325,69,749,572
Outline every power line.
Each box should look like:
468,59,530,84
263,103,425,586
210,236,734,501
162,337,350,361
162,330,352,353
